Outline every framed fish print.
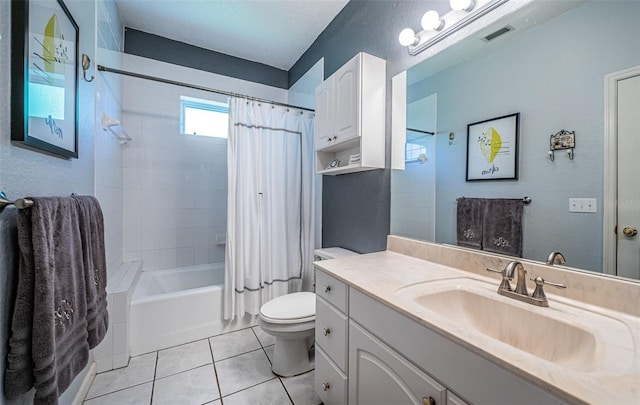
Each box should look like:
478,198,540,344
11,0,79,158
466,113,519,181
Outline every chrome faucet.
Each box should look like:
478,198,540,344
546,251,566,266
487,261,567,307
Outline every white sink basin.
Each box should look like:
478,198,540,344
395,278,634,373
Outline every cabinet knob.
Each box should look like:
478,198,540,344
322,382,331,391
327,137,333,142
323,328,331,336
333,135,337,140
324,285,331,293
422,397,436,405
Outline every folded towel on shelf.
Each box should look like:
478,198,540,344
482,198,524,257
456,198,484,249
5,196,109,404
73,195,109,348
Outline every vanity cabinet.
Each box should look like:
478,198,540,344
314,52,386,175
315,270,350,405
315,268,566,405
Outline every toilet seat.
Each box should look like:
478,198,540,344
259,292,315,324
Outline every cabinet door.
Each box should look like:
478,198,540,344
447,391,470,405
315,78,334,149
333,57,360,145
349,322,446,405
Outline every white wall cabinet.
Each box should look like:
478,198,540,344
315,52,386,175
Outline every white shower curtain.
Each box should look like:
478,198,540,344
224,97,315,320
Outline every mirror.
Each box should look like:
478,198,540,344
391,0,640,279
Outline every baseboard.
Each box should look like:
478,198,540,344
72,361,96,405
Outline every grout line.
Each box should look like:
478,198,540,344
278,377,295,405
154,362,215,381
149,351,158,405
208,338,225,405
83,381,152,402
214,346,269,364
219,377,279,400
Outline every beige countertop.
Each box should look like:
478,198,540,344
315,250,640,405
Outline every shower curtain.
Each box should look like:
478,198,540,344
224,97,315,320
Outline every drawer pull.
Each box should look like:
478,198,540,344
324,285,331,293
322,382,331,391
422,396,435,405
323,328,331,336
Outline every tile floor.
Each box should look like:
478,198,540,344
83,326,321,405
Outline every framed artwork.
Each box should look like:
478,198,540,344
11,0,79,158
466,113,519,181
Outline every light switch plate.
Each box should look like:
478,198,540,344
569,198,597,213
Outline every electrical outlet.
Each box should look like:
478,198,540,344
569,198,597,213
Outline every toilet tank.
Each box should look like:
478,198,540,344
314,247,359,261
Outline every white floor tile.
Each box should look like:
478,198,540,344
152,364,220,405
282,370,321,405
83,382,152,405
222,379,292,405
86,352,156,399
252,326,276,347
209,328,261,361
155,339,212,379
215,349,275,396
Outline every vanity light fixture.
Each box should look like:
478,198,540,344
399,0,510,55
450,0,476,12
421,10,444,31
398,28,419,47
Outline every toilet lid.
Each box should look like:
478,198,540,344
259,292,315,324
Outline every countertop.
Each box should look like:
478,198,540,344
314,250,640,405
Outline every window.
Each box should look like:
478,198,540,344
180,96,229,138
405,141,427,163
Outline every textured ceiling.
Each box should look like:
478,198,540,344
115,0,350,70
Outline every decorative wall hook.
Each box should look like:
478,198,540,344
549,129,575,161
82,53,94,82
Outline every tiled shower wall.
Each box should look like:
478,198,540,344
120,54,288,270
95,0,125,272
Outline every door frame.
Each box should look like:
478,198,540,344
603,65,640,275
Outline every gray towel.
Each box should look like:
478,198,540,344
456,198,484,249
4,197,102,404
73,196,108,348
482,198,524,257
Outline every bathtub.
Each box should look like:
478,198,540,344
130,263,256,355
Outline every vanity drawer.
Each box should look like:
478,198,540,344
316,346,348,405
316,269,349,313
316,296,349,372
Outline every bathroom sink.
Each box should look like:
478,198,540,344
395,278,633,373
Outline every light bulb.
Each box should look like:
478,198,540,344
421,10,444,31
450,0,475,12
398,28,418,46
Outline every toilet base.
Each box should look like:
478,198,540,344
272,336,314,377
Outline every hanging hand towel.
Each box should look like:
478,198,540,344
73,195,109,348
482,198,524,257
456,198,484,249
5,197,90,404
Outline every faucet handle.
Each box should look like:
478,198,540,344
486,267,512,291
530,276,567,300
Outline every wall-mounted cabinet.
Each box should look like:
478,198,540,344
315,52,386,175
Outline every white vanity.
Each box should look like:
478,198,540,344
314,236,640,405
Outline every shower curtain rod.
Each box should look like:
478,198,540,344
97,65,315,113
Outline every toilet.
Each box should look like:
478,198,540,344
258,247,358,377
